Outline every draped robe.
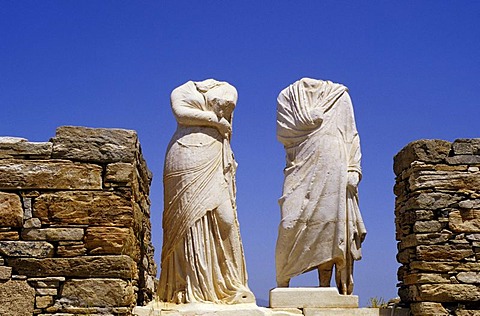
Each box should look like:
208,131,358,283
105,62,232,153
275,78,366,286
158,80,254,304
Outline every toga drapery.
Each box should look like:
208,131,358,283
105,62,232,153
158,80,254,304
275,78,366,286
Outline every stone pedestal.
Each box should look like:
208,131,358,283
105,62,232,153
269,288,358,309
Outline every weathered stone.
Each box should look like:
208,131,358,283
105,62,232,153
449,210,480,233
466,233,480,241
0,241,53,258
52,126,138,163
62,278,135,307
453,139,480,155
446,155,480,165
405,192,462,210
455,310,480,316
8,255,137,278
0,192,23,227
394,139,451,176
410,302,448,316
404,273,450,285
413,220,443,233
0,280,35,315
57,243,86,257
416,244,473,261
459,200,480,209
85,227,138,258
457,272,480,284
0,231,20,240
36,288,57,295
418,284,480,302
105,162,134,185
34,191,133,226
22,228,84,241
410,261,462,272
23,218,41,228
409,171,480,192
36,295,53,308
0,161,102,190
0,265,12,280
0,141,52,159
28,276,65,288
23,197,32,219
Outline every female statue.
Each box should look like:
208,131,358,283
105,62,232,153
275,78,367,295
158,79,255,304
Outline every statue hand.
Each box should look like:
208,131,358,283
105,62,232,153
216,117,232,139
347,171,360,191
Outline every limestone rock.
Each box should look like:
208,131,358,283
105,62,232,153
105,162,134,185
0,241,54,258
413,220,443,233
57,242,87,257
62,278,135,307
34,191,134,226
410,302,448,316
418,284,480,302
404,273,450,285
0,160,102,190
416,244,473,261
269,287,358,308
85,227,138,258
0,140,52,159
0,280,35,316
405,192,462,210
409,171,480,192
8,255,137,278
449,210,480,233
52,126,138,163
0,265,12,280
456,272,480,284
394,139,451,176
36,295,53,308
21,228,84,241
0,192,23,227
453,139,480,155
0,231,20,240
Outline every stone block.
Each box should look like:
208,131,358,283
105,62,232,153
0,241,54,258
410,302,448,316
449,210,480,233
408,171,480,192
57,242,87,257
416,244,473,261
404,273,450,285
0,137,52,159
452,139,480,155
418,284,480,302
405,192,462,210
0,160,102,190
105,162,134,185
62,278,135,307
0,231,20,240
413,220,442,233
303,308,410,316
28,276,65,288
52,126,138,163
269,287,358,308
85,227,138,258
23,218,41,228
22,228,84,241
0,192,23,227
457,272,480,284
394,139,451,176
0,280,35,316
8,255,137,278
34,191,134,226
36,295,53,308
446,155,480,165
0,265,12,280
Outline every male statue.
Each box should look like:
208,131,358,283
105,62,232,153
275,78,366,295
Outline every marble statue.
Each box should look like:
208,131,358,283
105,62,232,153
275,78,367,295
158,79,255,304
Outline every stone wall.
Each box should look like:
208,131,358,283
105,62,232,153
394,139,480,316
0,126,156,316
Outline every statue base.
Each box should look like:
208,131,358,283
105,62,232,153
269,287,358,309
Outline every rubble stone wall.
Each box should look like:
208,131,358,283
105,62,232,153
0,126,156,316
394,139,480,316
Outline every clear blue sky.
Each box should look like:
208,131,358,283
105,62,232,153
1,1,479,307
